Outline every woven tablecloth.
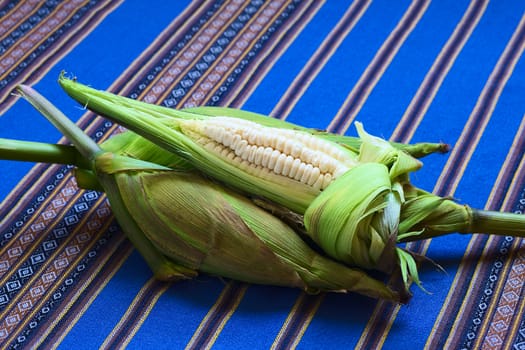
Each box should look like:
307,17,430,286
1,1,524,349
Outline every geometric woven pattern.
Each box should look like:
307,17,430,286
1,0,524,348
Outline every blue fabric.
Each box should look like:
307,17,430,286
1,0,525,349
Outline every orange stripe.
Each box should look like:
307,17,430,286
0,0,43,42
0,0,90,81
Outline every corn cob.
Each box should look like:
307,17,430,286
6,84,406,302
57,76,525,292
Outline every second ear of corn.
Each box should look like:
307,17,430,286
107,161,403,301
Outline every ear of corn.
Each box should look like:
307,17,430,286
111,165,405,301
54,76,525,296
58,76,449,212
12,84,406,302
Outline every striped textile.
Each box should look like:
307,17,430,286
0,0,524,348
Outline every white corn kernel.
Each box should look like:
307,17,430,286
246,145,257,162
295,163,306,181
307,167,321,186
235,139,248,157
301,164,314,184
322,173,332,189
268,150,280,169
281,155,294,177
289,158,301,178
312,174,325,191
261,147,273,167
273,153,287,175
254,147,265,165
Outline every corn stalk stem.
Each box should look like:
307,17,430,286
16,85,101,160
400,207,525,242
0,138,90,168
468,209,525,235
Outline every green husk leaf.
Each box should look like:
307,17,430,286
398,194,446,235
304,163,393,268
356,122,422,179
397,248,427,292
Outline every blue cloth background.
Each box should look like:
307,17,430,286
0,0,524,349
